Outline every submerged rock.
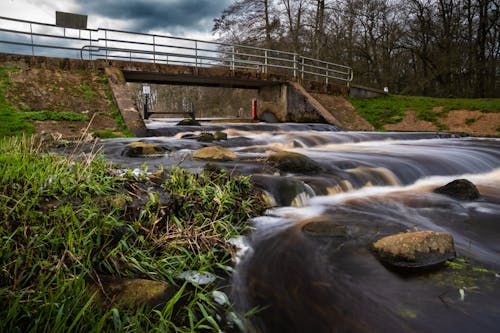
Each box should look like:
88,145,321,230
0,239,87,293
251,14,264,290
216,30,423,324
301,216,348,238
92,277,175,309
196,132,215,142
193,146,237,161
371,231,455,268
267,151,323,174
177,118,201,126
213,131,228,141
125,141,165,157
433,179,480,200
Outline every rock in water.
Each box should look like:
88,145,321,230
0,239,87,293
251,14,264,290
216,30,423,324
193,146,237,161
196,132,215,142
177,118,201,126
371,231,455,268
433,179,480,200
267,151,323,174
125,141,165,157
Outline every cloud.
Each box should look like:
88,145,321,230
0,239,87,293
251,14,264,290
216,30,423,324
74,0,231,34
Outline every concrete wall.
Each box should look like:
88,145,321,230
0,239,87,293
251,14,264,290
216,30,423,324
350,84,387,99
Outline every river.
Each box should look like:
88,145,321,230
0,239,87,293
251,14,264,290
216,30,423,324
97,122,500,332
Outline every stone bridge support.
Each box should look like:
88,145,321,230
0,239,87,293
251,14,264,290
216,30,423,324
257,81,342,126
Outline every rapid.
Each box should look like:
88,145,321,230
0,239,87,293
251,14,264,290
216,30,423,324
97,122,500,332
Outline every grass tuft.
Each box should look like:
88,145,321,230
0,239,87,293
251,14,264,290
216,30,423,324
0,136,265,332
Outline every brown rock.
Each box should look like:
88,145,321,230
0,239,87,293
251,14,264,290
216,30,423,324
433,179,480,200
125,141,165,157
372,231,455,268
193,146,237,161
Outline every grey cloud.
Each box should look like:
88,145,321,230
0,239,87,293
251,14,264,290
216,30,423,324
76,0,231,33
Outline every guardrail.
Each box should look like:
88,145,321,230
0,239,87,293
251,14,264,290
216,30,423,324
0,16,353,85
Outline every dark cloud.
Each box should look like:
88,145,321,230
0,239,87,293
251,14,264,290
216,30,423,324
76,0,231,33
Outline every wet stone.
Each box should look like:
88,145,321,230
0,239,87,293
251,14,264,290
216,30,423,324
267,151,323,174
193,146,237,161
176,118,201,126
433,179,480,200
214,131,228,141
196,132,215,142
125,141,166,157
302,218,348,238
371,230,456,269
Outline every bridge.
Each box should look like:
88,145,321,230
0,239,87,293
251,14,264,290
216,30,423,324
0,15,357,135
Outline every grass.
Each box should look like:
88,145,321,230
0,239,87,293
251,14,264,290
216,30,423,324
0,67,34,137
348,94,500,130
0,136,266,332
20,110,89,121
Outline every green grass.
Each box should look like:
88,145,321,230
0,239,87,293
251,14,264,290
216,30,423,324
0,136,265,332
93,128,123,139
20,110,89,121
348,94,500,130
0,67,34,137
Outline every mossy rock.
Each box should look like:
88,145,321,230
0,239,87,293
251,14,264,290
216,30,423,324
433,179,480,200
125,141,165,157
177,118,201,126
214,131,228,140
371,231,456,269
267,151,323,174
92,277,175,309
196,132,215,142
193,146,237,161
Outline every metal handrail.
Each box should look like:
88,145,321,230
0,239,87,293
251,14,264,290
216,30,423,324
0,15,353,85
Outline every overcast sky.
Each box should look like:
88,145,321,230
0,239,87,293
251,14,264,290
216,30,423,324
0,0,231,40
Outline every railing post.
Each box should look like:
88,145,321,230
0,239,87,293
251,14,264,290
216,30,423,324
326,64,329,86
293,53,297,78
264,50,268,74
195,41,198,74
89,30,92,60
301,57,305,81
30,23,34,56
231,46,235,72
153,35,156,63
105,30,108,60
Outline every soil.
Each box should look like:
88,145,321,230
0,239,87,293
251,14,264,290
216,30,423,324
311,93,375,131
6,67,124,139
384,109,500,136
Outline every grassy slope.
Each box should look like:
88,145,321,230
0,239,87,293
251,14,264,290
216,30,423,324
0,136,265,332
0,67,34,136
347,94,500,130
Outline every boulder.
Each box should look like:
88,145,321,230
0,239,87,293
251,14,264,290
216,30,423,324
371,230,455,268
267,151,323,174
214,131,228,141
92,277,175,309
177,118,201,126
125,141,165,157
433,179,480,200
193,146,237,161
196,132,215,142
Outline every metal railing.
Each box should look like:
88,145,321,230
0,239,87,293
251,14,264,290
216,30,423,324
0,16,353,85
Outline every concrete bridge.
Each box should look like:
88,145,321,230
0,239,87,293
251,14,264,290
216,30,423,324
0,16,378,136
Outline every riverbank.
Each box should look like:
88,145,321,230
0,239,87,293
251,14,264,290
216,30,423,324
0,135,265,332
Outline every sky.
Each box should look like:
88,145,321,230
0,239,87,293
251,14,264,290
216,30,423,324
0,0,231,40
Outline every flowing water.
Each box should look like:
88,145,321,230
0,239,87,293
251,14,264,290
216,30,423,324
97,122,500,332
